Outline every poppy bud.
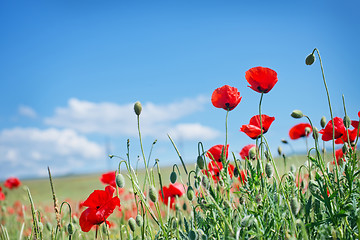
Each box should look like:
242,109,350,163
305,127,311,135
320,116,327,128
265,162,273,178
116,174,125,188
312,127,319,140
249,147,257,160
343,115,351,128
342,142,349,154
189,230,197,240
170,171,177,184
67,223,74,235
305,53,315,65
290,197,300,216
134,101,142,116
128,217,136,232
233,167,239,178
281,139,288,144
182,202,187,211
46,222,52,231
135,214,143,227
102,223,109,235
291,110,304,119
277,146,282,156
149,186,158,203
197,156,205,169
187,186,195,201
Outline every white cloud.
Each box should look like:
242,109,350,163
168,123,221,141
18,105,37,118
44,96,219,140
0,127,106,179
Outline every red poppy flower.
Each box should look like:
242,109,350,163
100,171,116,188
245,66,278,94
333,120,359,144
333,148,346,165
211,85,242,111
289,123,312,140
319,117,346,141
202,161,235,182
240,115,275,139
358,111,360,118
0,191,5,201
206,144,229,162
79,186,120,232
239,144,256,160
4,177,21,189
159,183,185,208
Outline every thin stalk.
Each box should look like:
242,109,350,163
137,115,151,190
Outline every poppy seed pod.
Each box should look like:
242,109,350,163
134,101,142,116
265,162,273,178
67,223,74,235
291,110,304,119
170,171,177,184
38,222,44,232
320,116,327,128
135,214,143,227
343,115,351,128
187,186,195,201
197,156,205,169
305,53,315,65
116,173,125,188
149,186,158,203
290,197,300,215
249,147,257,159
128,217,136,232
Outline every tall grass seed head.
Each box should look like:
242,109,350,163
149,185,158,203
134,101,142,116
128,217,136,232
291,110,304,119
305,53,315,65
170,171,177,184
116,173,125,188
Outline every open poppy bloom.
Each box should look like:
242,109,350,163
0,187,5,201
4,177,21,189
335,120,359,144
211,85,242,111
239,144,256,160
206,144,229,162
79,186,120,232
202,161,235,182
245,66,278,94
159,183,185,208
240,115,275,139
319,117,346,141
333,148,346,165
289,123,312,140
100,171,116,188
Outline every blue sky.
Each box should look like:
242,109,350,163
0,1,359,180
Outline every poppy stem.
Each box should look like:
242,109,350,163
312,48,340,187
137,115,151,191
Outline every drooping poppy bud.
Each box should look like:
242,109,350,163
197,156,205,169
320,116,327,128
343,115,351,128
170,171,177,184
187,186,195,201
67,223,74,235
128,217,136,232
265,163,273,178
149,186,158,203
312,127,319,140
116,174,125,188
290,197,300,215
305,53,315,65
291,110,304,119
134,101,142,116
135,215,143,227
